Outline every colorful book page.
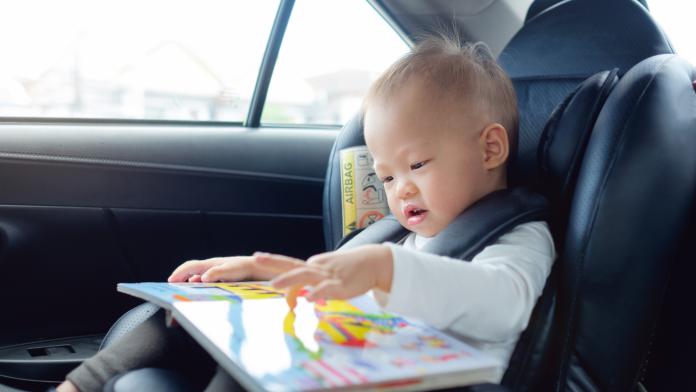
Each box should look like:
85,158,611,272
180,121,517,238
173,295,499,392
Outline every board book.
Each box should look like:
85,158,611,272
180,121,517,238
117,282,500,391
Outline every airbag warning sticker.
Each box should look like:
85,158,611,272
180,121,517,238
340,146,389,236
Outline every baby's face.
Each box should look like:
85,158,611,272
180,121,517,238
364,80,497,237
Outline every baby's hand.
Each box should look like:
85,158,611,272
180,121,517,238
167,256,276,283
256,245,394,301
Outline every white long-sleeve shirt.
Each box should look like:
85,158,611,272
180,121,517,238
373,221,555,382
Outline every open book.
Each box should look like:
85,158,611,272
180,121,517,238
118,282,500,391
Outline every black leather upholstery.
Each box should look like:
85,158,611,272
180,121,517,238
492,1,674,390
529,0,652,23
501,70,619,392
537,69,619,241
555,54,696,391
501,73,617,390
99,303,160,350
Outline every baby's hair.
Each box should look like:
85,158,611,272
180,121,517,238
363,32,518,155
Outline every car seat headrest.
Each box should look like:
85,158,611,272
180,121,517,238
525,0,564,22
499,0,673,191
500,0,672,79
525,0,649,27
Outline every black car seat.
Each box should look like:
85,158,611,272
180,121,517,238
316,3,676,388
487,0,674,390
551,54,696,391
497,1,695,391
329,1,674,388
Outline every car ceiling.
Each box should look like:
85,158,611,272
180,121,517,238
374,0,651,56
372,0,533,56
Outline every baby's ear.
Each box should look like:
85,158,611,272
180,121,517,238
479,123,509,170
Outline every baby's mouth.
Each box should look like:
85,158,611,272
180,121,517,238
404,205,428,225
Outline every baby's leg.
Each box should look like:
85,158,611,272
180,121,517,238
62,308,216,392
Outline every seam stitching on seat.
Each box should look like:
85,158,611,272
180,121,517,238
560,70,618,197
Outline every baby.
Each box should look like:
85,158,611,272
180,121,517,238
59,35,554,391
169,35,555,380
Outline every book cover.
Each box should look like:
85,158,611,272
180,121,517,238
118,282,500,391
118,281,284,308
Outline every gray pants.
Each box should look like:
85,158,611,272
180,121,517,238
66,309,243,392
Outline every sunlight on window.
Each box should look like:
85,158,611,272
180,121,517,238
649,1,696,64
262,0,410,126
0,0,278,121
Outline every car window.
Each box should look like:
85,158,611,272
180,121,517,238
261,0,410,127
0,0,278,122
649,1,696,64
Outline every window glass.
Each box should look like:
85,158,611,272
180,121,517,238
262,0,409,126
649,1,696,64
0,0,279,121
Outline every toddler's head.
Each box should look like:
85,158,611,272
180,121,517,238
363,34,518,237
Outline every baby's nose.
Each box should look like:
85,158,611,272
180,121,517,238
396,179,417,198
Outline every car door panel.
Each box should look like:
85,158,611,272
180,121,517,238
0,124,335,355
0,205,136,346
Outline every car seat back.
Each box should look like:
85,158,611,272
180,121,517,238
554,54,696,391
473,0,674,389
502,70,617,390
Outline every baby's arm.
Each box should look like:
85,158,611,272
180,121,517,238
383,221,555,342
256,245,394,301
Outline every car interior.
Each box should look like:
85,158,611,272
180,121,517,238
0,0,694,391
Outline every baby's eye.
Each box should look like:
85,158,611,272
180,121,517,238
410,160,428,170
381,175,393,183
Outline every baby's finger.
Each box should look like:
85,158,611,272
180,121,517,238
306,279,344,301
254,252,306,272
187,274,202,283
306,252,334,266
169,257,232,282
201,264,249,283
286,285,301,309
168,259,205,282
271,267,328,289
